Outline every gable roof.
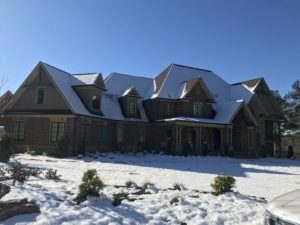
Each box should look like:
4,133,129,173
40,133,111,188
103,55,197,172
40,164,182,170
180,77,215,101
232,77,266,93
158,100,258,125
122,86,141,97
73,73,100,85
152,64,230,102
105,73,153,98
44,64,149,122
154,65,172,94
42,62,90,115
230,83,253,103
8,61,277,124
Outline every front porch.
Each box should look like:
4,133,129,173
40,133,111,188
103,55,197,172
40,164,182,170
156,121,233,156
155,119,259,157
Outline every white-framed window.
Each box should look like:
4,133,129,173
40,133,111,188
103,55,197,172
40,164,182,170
117,127,124,143
13,121,25,140
128,102,137,115
193,102,203,117
92,94,100,110
50,122,65,143
138,128,145,144
167,103,173,117
36,88,45,104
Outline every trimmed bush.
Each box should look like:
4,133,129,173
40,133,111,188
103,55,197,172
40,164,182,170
170,196,179,205
112,193,129,207
0,133,13,163
6,161,43,184
211,172,236,195
74,169,104,204
45,169,61,181
112,195,123,207
125,180,137,189
28,167,42,177
142,182,154,192
173,183,184,191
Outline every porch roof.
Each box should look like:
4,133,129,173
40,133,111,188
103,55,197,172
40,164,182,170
157,117,231,125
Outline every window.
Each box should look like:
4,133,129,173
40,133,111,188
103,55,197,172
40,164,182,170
36,88,45,104
128,102,137,115
138,128,145,144
117,127,124,143
13,121,25,140
81,124,90,143
167,103,173,117
92,94,100,110
193,102,203,117
50,122,65,143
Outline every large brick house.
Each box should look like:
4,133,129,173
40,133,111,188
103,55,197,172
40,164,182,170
0,62,283,157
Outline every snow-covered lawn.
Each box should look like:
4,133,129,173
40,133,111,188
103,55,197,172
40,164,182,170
1,153,300,225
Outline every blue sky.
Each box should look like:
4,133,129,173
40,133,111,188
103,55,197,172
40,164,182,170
0,0,299,96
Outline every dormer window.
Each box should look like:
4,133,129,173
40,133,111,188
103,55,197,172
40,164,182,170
36,88,45,104
193,102,203,117
92,94,100,110
128,101,137,115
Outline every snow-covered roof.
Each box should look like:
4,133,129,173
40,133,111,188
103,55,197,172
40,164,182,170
230,84,253,103
105,73,153,98
157,100,251,125
43,63,91,116
73,73,100,85
152,64,230,102
43,63,149,122
157,117,231,125
32,62,259,124
121,86,141,97
213,100,244,123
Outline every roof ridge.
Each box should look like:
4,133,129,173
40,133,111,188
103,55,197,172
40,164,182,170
41,62,72,76
172,63,212,72
105,72,152,80
231,77,264,85
73,73,100,76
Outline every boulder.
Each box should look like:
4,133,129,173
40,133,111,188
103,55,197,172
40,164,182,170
0,198,40,221
0,183,10,199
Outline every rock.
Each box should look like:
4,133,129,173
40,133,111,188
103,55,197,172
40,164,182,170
0,198,40,221
0,184,10,199
0,177,11,182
